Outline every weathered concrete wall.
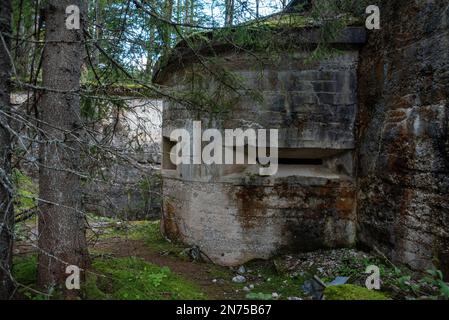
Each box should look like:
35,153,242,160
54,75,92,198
162,49,360,151
159,29,364,265
163,177,356,265
357,1,449,277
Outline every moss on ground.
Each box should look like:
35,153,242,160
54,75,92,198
15,218,443,300
324,284,389,300
12,254,51,300
86,257,205,300
12,253,205,300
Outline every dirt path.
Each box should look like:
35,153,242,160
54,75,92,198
92,237,244,300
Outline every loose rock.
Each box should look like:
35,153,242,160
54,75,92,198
232,275,246,283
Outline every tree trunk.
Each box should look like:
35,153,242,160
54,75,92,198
145,27,155,75
38,0,89,296
162,0,174,58
256,0,260,18
184,0,189,25
0,0,14,300
93,0,102,67
188,0,195,25
225,0,234,26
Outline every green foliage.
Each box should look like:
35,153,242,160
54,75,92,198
334,251,449,300
420,270,449,300
165,1,369,117
307,0,369,63
11,0,41,80
12,169,37,213
12,169,37,232
324,284,389,300
86,257,205,300
13,254,37,287
12,254,51,300
174,67,239,119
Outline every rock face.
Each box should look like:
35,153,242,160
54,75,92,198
158,27,365,266
84,162,162,220
83,99,163,220
357,1,449,277
11,94,163,221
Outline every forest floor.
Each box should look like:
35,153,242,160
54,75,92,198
11,217,448,300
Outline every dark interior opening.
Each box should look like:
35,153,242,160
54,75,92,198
277,158,323,165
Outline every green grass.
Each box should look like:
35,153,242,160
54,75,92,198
86,257,205,300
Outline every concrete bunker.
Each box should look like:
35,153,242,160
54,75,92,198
154,10,366,265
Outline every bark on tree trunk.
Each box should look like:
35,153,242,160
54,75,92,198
37,0,89,296
93,0,102,67
162,0,174,57
256,0,260,18
225,0,234,26
0,0,14,300
145,28,155,74
189,0,194,24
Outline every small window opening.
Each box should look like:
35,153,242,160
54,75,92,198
278,158,323,165
263,148,326,166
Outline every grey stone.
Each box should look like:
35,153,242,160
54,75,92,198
232,275,246,283
238,266,246,274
